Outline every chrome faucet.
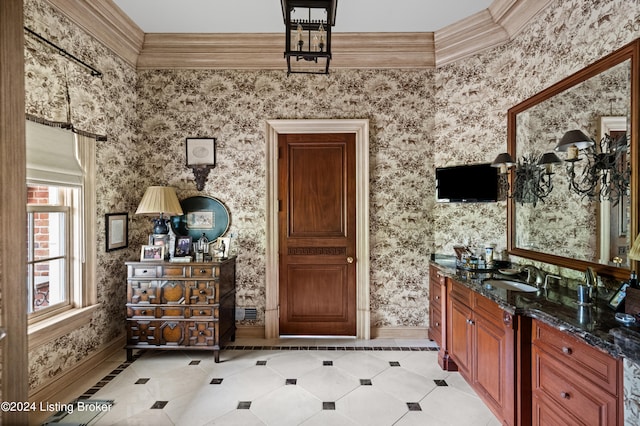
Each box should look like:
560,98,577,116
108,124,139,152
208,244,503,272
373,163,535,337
521,265,545,287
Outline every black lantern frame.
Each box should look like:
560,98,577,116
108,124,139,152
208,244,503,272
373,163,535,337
281,0,337,75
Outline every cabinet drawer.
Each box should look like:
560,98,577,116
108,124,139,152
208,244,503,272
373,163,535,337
429,265,446,286
429,305,443,346
188,306,219,318
127,281,159,304
429,278,443,305
129,265,158,278
473,293,503,324
127,305,156,318
188,321,218,346
533,321,620,395
127,320,159,346
188,281,218,304
161,265,187,277
533,345,617,425
190,266,218,278
449,280,472,306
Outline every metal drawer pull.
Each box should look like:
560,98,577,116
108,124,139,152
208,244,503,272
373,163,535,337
199,290,206,295
435,295,440,300
199,310,205,315
142,290,147,294
199,331,205,335
200,269,206,273
560,392,570,399
435,322,440,327
142,270,148,273
141,310,147,315
466,319,475,325
562,346,572,355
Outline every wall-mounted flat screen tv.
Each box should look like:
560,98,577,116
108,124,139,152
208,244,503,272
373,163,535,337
435,163,499,202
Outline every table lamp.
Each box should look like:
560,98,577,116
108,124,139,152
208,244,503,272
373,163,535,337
135,186,183,234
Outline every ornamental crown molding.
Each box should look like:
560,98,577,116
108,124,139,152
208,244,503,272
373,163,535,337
46,0,552,70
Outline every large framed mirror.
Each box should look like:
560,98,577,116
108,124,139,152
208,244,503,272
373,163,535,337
507,39,640,280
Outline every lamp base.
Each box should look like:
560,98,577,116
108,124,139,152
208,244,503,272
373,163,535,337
152,217,169,234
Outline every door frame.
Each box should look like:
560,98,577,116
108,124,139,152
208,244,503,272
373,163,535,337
265,119,370,339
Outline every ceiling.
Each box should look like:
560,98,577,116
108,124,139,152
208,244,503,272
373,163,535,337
112,0,494,34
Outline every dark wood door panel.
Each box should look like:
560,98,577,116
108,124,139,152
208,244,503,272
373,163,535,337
279,132,356,336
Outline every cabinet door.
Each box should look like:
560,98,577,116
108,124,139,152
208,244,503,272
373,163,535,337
474,311,513,423
449,297,473,379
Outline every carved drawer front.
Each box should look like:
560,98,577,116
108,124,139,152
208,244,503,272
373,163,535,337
158,306,186,318
533,345,617,425
429,304,443,346
191,266,217,278
188,321,218,346
533,321,619,395
127,306,156,318
188,306,219,318
188,281,218,304
127,321,159,346
160,265,187,277
430,265,446,286
159,321,186,346
159,281,187,304
128,281,158,304
129,265,158,278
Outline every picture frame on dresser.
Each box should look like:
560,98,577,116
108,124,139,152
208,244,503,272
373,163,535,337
105,212,128,252
174,235,192,257
140,245,164,261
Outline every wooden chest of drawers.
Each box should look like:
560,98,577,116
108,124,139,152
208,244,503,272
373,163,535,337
125,258,236,363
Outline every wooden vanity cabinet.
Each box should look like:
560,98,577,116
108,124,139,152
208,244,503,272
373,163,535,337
429,264,457,371
125,258,236,363
448,278,518,426
531,320,622,426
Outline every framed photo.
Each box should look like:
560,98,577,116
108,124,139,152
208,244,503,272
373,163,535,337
105,212,128,252
175,236,193,257
186,211,214,229
213,237,230,259
141,245,164,261
149,234,169,247
608,282,629,310
186,137,216,166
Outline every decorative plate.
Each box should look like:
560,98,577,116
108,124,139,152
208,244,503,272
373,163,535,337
170,196,230,242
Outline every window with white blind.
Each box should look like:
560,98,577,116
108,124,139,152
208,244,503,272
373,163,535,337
25,120,98,344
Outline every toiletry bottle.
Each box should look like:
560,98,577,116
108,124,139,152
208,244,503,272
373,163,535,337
630,271,638,289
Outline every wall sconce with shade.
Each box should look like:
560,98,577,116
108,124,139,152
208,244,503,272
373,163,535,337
491,151,562,206
554,129,630,205
135,186,183,234
282,0,336,75
186,137,216,191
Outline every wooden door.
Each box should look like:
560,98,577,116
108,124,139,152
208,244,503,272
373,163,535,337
278,133,356,335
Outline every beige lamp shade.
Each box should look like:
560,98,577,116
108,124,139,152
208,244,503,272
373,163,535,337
135,186,183,216
629,235,640,261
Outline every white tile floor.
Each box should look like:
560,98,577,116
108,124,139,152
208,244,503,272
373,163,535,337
43,338,501,426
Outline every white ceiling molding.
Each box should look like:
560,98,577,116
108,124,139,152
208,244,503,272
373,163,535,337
45,0,551,71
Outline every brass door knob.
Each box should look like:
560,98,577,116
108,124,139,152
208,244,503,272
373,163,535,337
347,257,354,264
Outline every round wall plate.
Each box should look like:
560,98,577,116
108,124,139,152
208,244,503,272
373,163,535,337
170,196,230,241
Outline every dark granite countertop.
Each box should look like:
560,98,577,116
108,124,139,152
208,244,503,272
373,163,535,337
430,255,640,364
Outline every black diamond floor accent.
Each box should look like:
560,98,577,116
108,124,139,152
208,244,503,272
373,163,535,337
189,360,201,365
210,378,223,384
323,402,336,410
256,360,267,366
151,401,168,409
237,401,252,409
360,379,372,386
389,361,401,367
323,360,333,366
407,402,422,411
434,379,448,386
135,378,150,384
286,378,297,385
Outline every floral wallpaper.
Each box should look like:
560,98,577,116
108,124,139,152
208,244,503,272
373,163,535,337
21,0,640,418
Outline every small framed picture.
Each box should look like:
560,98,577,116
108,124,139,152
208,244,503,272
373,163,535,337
213,237,230,259
175,236,193,257
105,213,128,252
186,137,216,166
149,234,169,247
609,282,629,310
141,245,164,261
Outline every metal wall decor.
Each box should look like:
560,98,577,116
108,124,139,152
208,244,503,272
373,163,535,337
186,137,216,191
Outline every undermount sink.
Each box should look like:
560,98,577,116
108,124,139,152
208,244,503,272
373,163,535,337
483,279,538,293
